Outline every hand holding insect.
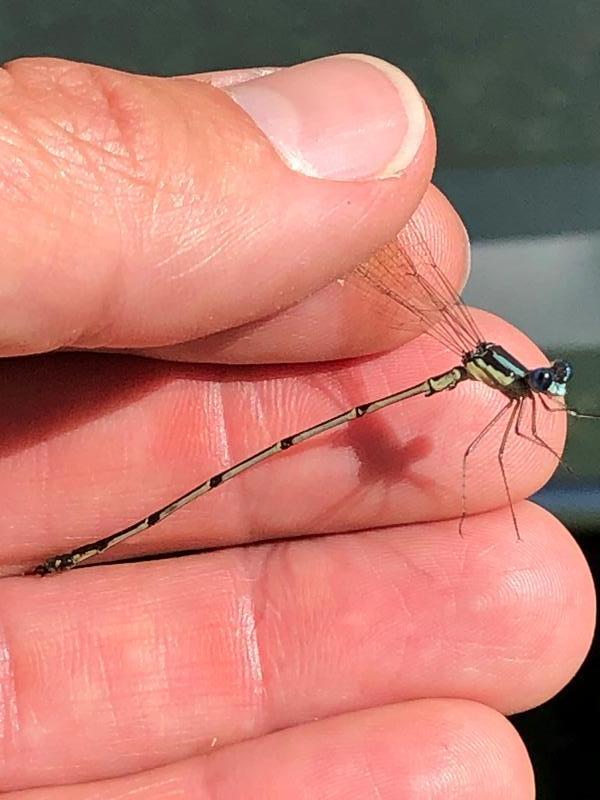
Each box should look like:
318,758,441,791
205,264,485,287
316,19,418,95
0,54,593,798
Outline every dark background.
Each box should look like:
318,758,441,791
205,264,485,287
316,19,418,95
1,0,599,170
1,2,599,797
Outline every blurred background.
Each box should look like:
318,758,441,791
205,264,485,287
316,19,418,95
1,1,598,796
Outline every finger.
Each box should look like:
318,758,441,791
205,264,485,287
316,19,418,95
133,183,470,363
0,54,434,356
1,504,592,786
7,701,534,798
1,311,565,571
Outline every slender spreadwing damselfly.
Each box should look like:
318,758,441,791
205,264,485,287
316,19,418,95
31,218,599,575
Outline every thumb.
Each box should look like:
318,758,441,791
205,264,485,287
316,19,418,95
0,54,433,356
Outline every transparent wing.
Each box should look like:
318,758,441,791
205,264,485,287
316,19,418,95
347,215,483,356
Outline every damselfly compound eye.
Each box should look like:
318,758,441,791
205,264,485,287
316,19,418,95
529,368,554,393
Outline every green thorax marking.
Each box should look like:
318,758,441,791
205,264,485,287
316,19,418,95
464,343,530,396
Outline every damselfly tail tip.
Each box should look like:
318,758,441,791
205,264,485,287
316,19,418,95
29,555,74,577
28,562,53,577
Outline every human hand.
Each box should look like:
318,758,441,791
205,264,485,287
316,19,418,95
0,54,594,797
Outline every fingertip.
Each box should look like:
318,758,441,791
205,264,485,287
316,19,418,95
203,699,535,800
511,501,596,708
439,501,595,713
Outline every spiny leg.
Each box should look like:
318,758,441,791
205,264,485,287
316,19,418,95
538,394,569,414
538,392,600,421
514,395,573,474
496,400,522,540
459,399,514,536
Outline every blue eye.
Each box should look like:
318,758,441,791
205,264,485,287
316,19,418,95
529,368,553,392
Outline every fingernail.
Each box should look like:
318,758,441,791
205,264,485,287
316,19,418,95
227,54,426,181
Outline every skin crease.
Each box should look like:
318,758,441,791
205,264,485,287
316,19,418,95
0,55,595,798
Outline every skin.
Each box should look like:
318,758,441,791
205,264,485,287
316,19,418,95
0,55,595,798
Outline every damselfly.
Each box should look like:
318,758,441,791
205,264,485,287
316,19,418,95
32,218,598,575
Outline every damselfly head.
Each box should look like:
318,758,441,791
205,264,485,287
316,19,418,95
528,360,573,397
